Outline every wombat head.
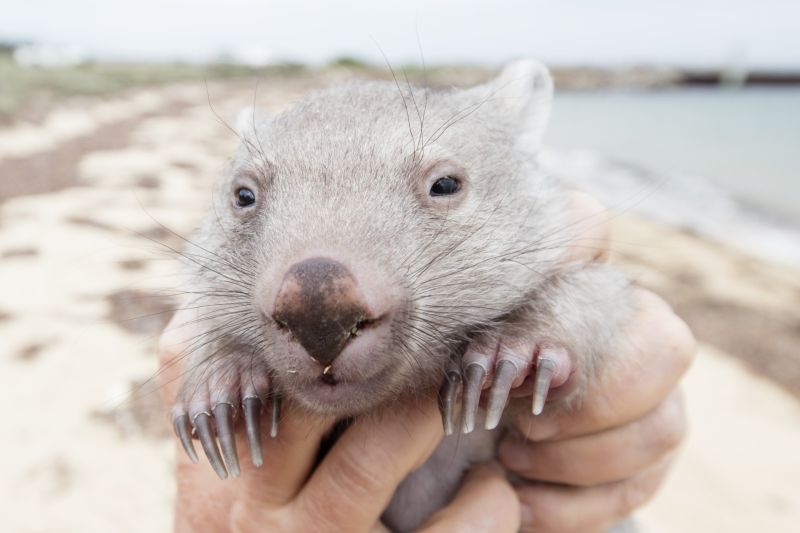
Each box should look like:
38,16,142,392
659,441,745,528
192,59,569,415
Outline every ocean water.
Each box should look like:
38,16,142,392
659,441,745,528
542,87,800,266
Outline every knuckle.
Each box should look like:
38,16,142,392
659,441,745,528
517,488,574,533
482,474,520,513
613,464,666,519
669,315,697,373
512,416,535,439
645,393,688,454
230,503,263,533
636,289,697,373
512,413,558,442
330,444,392,499
527,444,573,483
518,493,554,532
295,494,342,532
454,471,521,532
634,287,670,313
615,479,650,518
294,464,375,533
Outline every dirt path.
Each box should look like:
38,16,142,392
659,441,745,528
0,80,798,532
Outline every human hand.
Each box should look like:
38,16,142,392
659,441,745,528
499,193,696,532
158,191,693,533
158,312,521,533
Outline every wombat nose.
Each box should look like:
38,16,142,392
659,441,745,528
272,257,372,367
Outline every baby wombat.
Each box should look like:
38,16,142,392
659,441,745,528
170,59,632,531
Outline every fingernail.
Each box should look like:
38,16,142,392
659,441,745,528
498,437,533,470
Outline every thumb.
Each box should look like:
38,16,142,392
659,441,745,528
232,405,335,522
419,461,520,533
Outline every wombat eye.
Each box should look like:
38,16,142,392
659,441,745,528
235,187,256,207
429,176,461,196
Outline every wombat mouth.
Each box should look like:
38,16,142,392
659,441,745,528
295,376,389,411
320,373,337,386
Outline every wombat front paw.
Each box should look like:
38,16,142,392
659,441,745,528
171,360,280,479
438,335,573,435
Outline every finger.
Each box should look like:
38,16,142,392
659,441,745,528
175,449,241,532
292,398,443,530
513,288,695,441
564,191,611,263
500,390,686,486
178,403,333,532
516,454,675,533
236,403,335,508
420,462,520,533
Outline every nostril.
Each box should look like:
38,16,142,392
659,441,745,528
349,315,383,337
270,256,386,367
350,318,366,337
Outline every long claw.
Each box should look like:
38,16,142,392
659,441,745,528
173,414,198,464
194,413,228,480
213,403,240,477
462,363,486,434
533,357,557,415
485,359,517,430
270,395,281,438
243,397,263,466
438,362,462,436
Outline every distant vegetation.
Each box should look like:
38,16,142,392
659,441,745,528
0,50,494,119
0,53,306,118
2,45,796,120
329,55,369,68
0,42,17,56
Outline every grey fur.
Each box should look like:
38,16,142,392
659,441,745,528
173,59,634,531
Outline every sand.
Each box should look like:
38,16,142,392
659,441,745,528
0,79,798,532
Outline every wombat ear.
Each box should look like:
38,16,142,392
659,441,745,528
235,106,271,140
489,59,553,151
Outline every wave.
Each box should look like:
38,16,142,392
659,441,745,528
541,147,800,267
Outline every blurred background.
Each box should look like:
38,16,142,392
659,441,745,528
1,1,798,532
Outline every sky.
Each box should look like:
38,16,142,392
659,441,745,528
2,0,799,69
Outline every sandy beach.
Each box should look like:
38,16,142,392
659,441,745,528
1,78,798,532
